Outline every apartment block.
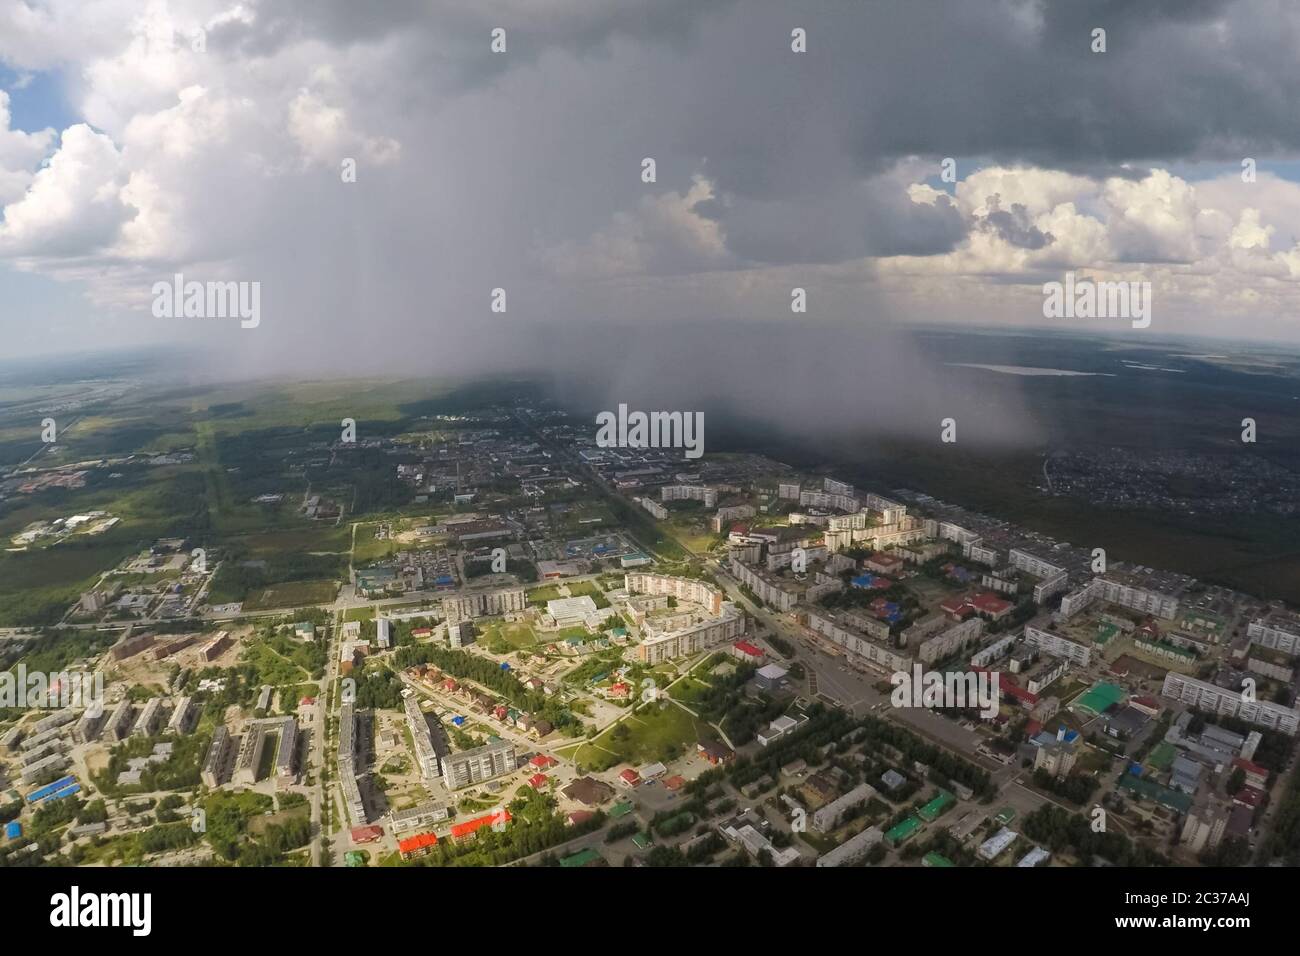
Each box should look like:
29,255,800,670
441,739,516,790
1161,672,1300,735
441,587,527,625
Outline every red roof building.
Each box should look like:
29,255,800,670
975,666,1038,705
942,592,1013,621
939,595,975,620
971,592,1013,619
1233,786,1266,809
350,825,384,844
450,810,511,841
530,754,558,770
397,832,439,859
732,640,765,661
412,627,433,638
1129,695,1160,717
619,768,641,787
697,740,734,765
864,552,906,575
608,682,630,699
663,775,686,791
528,773,549,789
568,810,595,826
1233,758,1269,790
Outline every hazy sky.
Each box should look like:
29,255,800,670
4,0,1300,373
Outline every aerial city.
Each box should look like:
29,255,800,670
0,0,1292,934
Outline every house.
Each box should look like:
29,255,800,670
608,682,631,699
529,754,558,771
530,719,554,739
637,761,668,780
732,640,765,663
619,768,642,788
528,773,549,790
663,775,686,792
697,740,734,765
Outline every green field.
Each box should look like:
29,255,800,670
240,642,309,685
480,621,539,650
242,579,339,610
527,585,564,605
574,701,707,772
667,676,712,707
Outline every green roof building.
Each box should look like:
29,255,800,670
923,852,955,868
918,790,955,822
885,816,921,846
1076,682,1125,717
559,847,605,868
1119,774,1193,813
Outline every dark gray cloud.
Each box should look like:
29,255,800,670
7,0,1300,367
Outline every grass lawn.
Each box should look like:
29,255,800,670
343,606,376,622
241,642,309,685
243,579,339,610
665,518,719,554
527,585,564,606
353,523,400,563
668,676,711,707
481,621,538,649
1077,745,1117,774
575,701,706,772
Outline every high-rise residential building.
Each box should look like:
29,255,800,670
1161,672,1300,735
441,587,527,625
441,739,516,790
